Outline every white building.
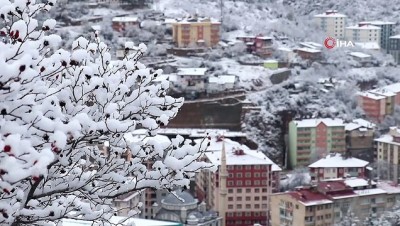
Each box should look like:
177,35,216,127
175,68,208,91
114,190,146,217
314,10,347,39
208,75,237,93
345,22,381,47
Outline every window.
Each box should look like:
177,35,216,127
228,205,233,209
262,188,267,192
255,196,260,201
237,188,242,193
245,172,251,178
254,173,260,177
236,181,242,186
255,204,260,209
255,188,260,193
229,173,233,178
236,212,242,217
236,173,242,178
246,204,251,208
246,196,251,201
227,212,234,217
237,204,242,209
228,181,233,186
245,165,251,170
254,180,260,186
245,212,251,216
228,197,233,201
228,189,233,193
262,204,267,209
236,166,242,170
254,165,260,170
237,197,242,201
245,180,251,186
296,204,299,209
262,196,267,201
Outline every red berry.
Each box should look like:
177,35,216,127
32,176,40,182
3,145,11,152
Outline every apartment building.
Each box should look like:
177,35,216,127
360,21,395,52
345,119,376,157
236,35,274,57
172,16,220,48
288,118,346,168
270,179,400,226
196,137,281,226
309,153,369,182
314,10,347,39
375,127,400,183
112,16,140,32
175,68,208,91
345,22,381,47
389,35,400,64
357,88,396,122
114,190,145,217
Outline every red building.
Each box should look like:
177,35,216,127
112,16,140,32
196,136,281,226
293,47,322,60
237,35,274,57
357,89,395,123
309,153,369,182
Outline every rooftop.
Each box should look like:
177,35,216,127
308,153,369,168
208,75,237,84
314,10,347,18
288,189,333,206
177,68,208,76
345,118,375,131
203,137,281,170
360,21,396,25
295,47,322,53
382,82,400,93
343,178,376,188
346,24,381,30
293,118,345,128
112,16,139,22
349,52,371,59
299,42,323,49
172,16,220,24
390,34,400,39
354,42,380,50
357,91,390,100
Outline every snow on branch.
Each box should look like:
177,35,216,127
0,1,215,225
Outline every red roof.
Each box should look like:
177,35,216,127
317,181,356,197
289,189,330,203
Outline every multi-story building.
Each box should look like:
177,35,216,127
112,16,140,32
345,119,376,159
375,127,400,183
345,22,381,47
236,35,274,57
360,21,395,52
270,179,400,226
114,190,146,217
175,68,208,91
383,82,400,104
357,88,396,122
309,153,369,182
389,35,400,64
314,10,347,39
172,16,220,48
288,118,346,168
196,137,281,226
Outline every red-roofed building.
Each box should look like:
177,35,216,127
270,179,400,226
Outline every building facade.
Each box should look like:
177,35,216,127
196,137,281,226
175,68,208,91
345,119,376,159
172,16,220,48
270,179,400,226
375,127,400,184
114,190,146,217
361,21,395,52
314,10,347,39
236,35,274,57
308,153,369,182
357,88,396,122
288,118,346,168
112,16,140,32
389,35,400,64
345,22,381,46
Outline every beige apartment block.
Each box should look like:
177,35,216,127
314,10,347,39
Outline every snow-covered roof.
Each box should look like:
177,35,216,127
344,178,376,188
375,134,398,144
164,18,177,24
293,118,345,128
208,75,236,84
308,153,369,168
382,83,400,93
62,217,180,226
314,11,347,18
154,74,177,82
360,21,396,26
349,52,371,58
354,42,380,50
124,133,171,147
299,42,323,49
177,68,208,76
203,138,281,170
295,47,321,53
264,59,278,63
377,181,400,194
353,188,387,196
345,118,375,131
112,16,139,22
369,88,396,97
256,36,273,40
172,17,220,24
357,91,388,100
346,24,381,30
390,35,400,39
